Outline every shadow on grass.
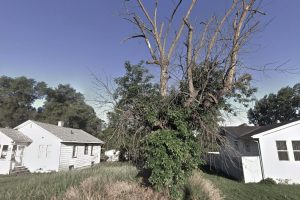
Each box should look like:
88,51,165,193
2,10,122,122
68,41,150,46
200,165,239,181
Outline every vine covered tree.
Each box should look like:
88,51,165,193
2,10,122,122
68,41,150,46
97,0,265,197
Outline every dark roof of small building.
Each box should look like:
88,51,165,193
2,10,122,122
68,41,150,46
31,121,104,144
222,125,260,138
0,128,32,143
222,119,300,139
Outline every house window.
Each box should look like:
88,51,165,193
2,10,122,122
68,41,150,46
276,141,289,161
84,144,88,155
292,141,300,161
1,145,9,159
69,165,74,170
91,145,94,156
72,145,77,158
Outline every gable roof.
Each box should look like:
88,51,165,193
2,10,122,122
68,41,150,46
17,120,104,144
222,125,260,138
0,128,32,143
222,119,300,139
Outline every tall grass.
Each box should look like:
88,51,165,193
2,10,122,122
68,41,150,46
0,163,138,200
183,171,224,200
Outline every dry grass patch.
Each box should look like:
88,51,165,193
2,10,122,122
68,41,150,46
185,171,224,200
61,177,168,200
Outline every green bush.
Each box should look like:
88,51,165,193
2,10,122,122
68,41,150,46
141,129,203,199
259,178,277,185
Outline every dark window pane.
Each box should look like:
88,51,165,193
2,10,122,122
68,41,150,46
294,152,300,161
278,151,289,161
292,141,300,150
72,146,77,158
276,141,287,150
84,144,88,155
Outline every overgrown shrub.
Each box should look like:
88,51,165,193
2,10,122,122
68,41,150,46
259,178,277,185
141,129,203,199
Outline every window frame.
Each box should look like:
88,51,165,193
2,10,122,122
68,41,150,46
72,145,77,158
84,144,88,155
292,141,300,161
91,145,94,156
1,145,9,159
276,140,289,161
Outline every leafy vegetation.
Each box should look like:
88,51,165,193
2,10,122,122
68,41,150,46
248,83,300,125
37,84,104,136
100,61,256,197
141,129,202,198
259,178,277,185
0,76,47,128
0,76,103,136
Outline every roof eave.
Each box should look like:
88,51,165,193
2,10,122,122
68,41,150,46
61,141,104,144
251,120,300,138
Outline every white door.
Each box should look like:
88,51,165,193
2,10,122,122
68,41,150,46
15,145,25,166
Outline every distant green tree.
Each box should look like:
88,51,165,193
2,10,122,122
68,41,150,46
38,84,103,136
248,84,300,126
0,76,47,128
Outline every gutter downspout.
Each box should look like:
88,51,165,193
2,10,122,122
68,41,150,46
255,139,265,180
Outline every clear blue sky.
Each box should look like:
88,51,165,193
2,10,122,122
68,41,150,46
0,0,299,123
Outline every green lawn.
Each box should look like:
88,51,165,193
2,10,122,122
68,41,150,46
203,172,300,200
0,163,138,200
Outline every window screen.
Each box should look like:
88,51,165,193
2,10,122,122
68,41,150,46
292,141,300,161
276,141,289,161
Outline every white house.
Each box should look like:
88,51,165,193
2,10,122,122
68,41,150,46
0,120,104,174
0,128,32,174
209,120,300,184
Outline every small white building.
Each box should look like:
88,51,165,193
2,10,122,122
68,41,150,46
0,120,104,174
104,149,120,162
209,120,300,184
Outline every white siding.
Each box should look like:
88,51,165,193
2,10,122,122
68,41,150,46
59,143,101,170
258,124,300,184
17,122,61,172
0,132,14,174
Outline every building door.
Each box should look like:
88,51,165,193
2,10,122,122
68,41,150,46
15,145,25,166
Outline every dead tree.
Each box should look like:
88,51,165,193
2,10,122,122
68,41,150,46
124,0,197,97
124,0,264,104
183,0,265,108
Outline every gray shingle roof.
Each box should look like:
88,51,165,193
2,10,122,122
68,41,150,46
31,121,104,144
0,128,32,143
222,119,300,139
222,125,260,138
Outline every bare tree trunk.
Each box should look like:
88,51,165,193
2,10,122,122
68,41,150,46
184,19,196,107
160,63,169,97
222,0,256,95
